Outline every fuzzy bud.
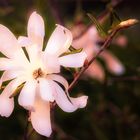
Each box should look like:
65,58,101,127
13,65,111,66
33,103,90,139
118,19,138,29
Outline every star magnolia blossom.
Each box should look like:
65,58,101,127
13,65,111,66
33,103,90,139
0,12,88,137
72,24,125,81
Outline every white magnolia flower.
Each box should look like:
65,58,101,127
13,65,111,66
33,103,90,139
0,12,88,137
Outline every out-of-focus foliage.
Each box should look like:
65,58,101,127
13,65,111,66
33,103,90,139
0,0,140,140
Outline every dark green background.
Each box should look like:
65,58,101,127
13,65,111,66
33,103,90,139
0,0,140,140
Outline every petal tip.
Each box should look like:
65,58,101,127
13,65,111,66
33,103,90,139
32,124,52,137
78,95,88,108
0,96,14,117
30,11,38,17
114,64,125,75
70,95,88,110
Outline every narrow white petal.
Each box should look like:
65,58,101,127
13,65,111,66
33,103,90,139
31,96,52,137
42,53,60,74
26,44,41,64
0,94,14,117
59,52,87,68
0,78,24,117
27,11,44,48
45,24,72,56
101,51,125,75
0,70,21,85
18,36,32,47
17,36,37,65
18,80,37,110
0,24,37,66
0,58,17,70
39,78,54,102
52,81,77,112
0,57,28,71
48,74,69,90
0,24,23,58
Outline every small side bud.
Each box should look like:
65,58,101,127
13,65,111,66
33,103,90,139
118,19,139,28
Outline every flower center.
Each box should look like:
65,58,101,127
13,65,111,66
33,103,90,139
33,68,44,79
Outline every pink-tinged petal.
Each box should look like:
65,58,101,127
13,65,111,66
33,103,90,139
18,36,32,47
0,58,16,70
85,61,105,82
72,26,98,50
18,36,41,65
42,53,60,74
72,26,90,49
114,35,127,47
48,74,68,90
100,51,125,75
0,57,28,71
82,43,95,60
27,44,41,64
0,78,24,117
31,96,52,137
51,81,78,112
0,70,21,85
27,11,44,48
39,78,54,102
0,24,23,58
58,52,87,68
18,80,37,111
45,24,72,56
88,26,99,41
70,95,88,108
0,94,14,117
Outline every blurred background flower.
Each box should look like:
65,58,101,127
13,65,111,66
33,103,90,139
72,23,126,81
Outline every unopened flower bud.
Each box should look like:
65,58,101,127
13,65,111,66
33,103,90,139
118,19,138,28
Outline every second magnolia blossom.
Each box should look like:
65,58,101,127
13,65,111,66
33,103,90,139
72,23,125,81
0,12,88,137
